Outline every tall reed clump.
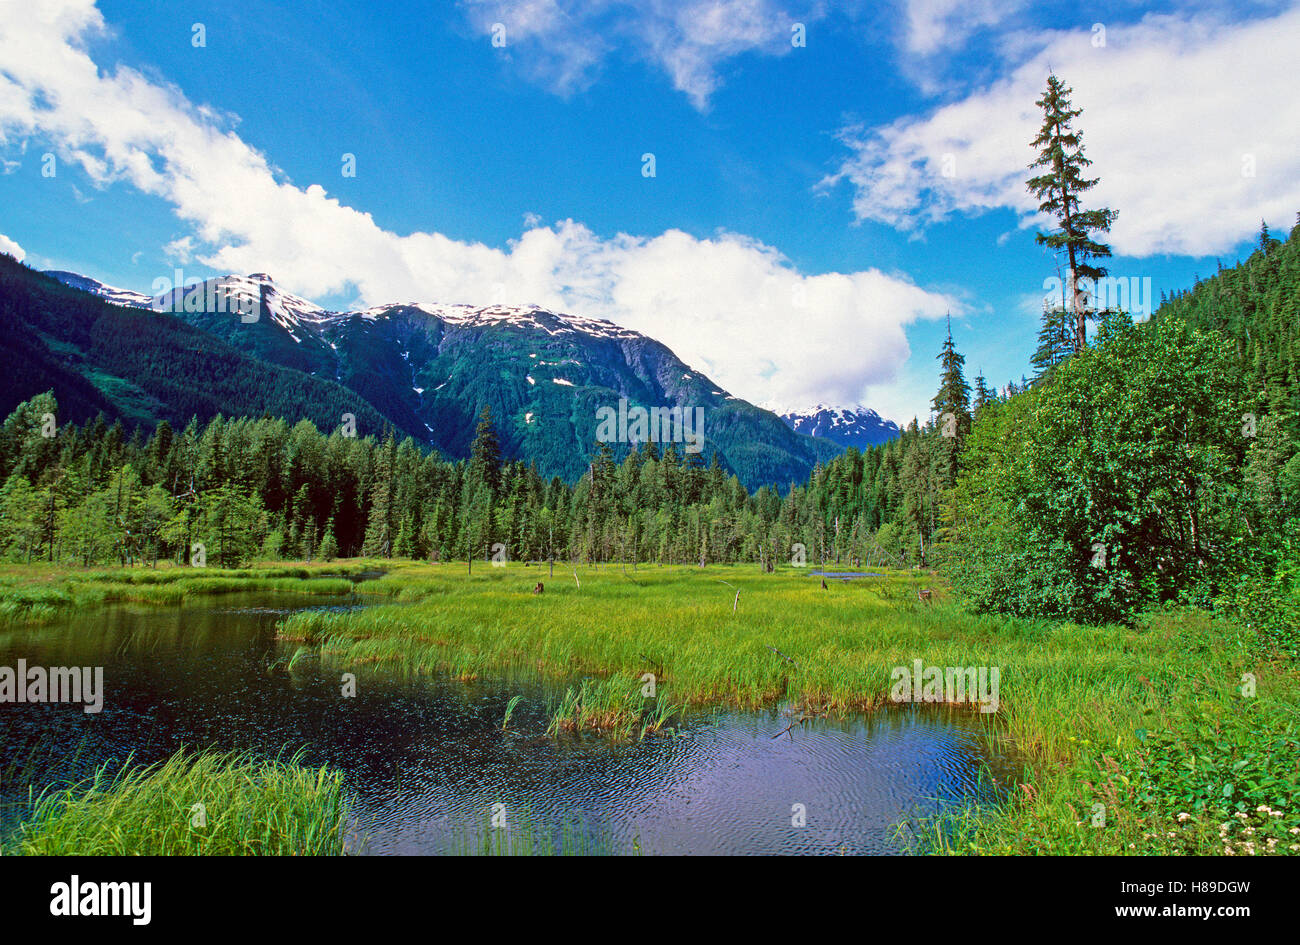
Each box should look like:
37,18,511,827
545,677,679,739
6,749,349,856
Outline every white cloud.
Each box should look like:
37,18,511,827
163,236,195,264
0,232,25,262
823,8,1300,257
462,0,820,109
899,0,1029,55
0,0,954,411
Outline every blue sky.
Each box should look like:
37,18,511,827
2,0,1297,422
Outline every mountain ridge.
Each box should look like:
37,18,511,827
778,403,901,450
29,263,852,490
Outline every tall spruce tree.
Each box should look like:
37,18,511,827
1027,74,1118,352
972,370,995,416
361,431,396,557
468,405,502,494
931,315,971,487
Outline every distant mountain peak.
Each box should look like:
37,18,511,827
46,269,658,346
778,403,899,449
43,270,155,308
354,300,645,342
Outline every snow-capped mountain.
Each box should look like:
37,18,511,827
38,268,845,489
54,272,648,344
43,270,156,308
55,271,332,330
778,404,900,449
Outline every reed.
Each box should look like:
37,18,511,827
274,562,1300,855
545,676,679,738
5,749,349,856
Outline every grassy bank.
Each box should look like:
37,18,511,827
277,562,1300,855
0,558,395,623
5,750,348,856
1,559,1294,855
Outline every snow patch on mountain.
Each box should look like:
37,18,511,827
45,270,331,336
43,271,156,308
778,404,900,449
48,270,661,358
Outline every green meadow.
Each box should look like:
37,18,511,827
273,560,1299,855
0,559,385,623
2,559,1297,856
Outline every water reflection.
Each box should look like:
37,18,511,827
0,592,1012,854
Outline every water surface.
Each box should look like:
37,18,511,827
0,590,1013,854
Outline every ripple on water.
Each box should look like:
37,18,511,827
0,592,1013,855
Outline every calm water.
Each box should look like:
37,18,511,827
0,589,1014,855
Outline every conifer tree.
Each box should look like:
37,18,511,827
468,405,501,494
362,431,396,557
1027,74,1117,352
1030,302,1074,381
318,516,339,561
931,316,971,487
972,371,995,416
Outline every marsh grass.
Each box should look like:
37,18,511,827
545,676,680,738
502,694,523,730
3,559,1295,855
5,749,349,856
0,559,393,623
275,562,1300,855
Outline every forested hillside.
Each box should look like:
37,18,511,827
1156,219,1300,423
0,256,393,436
0,393,837,571
2,223,1293,644
3,64,1297,656
790,223,1299,644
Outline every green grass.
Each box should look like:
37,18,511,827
2,559,1296,855
0,558,395,623
5,749,349,856
275,562,1300,855
545,676,680,738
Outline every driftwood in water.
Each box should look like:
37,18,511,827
772,712,813,740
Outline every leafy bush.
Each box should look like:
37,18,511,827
950,315,1247,623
